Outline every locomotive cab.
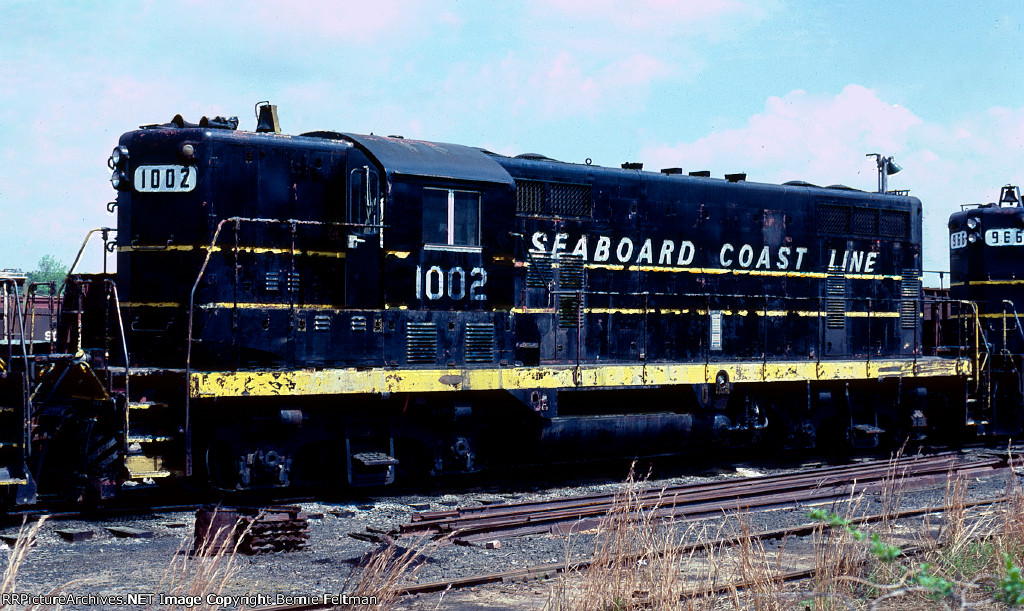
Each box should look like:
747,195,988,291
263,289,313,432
948,185,1024,435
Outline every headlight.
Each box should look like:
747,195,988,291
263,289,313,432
110,145,129,168
968,233,978,243
966,217,979,230
110,170,128,190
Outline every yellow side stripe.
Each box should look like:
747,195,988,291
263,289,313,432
119,245,347,258
950,280,1024,287
122,302,182,308
190,357,970,398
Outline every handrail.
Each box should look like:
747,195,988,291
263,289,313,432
0,279,31,408
1,279,33,459
960,300,991,393
104,279,131,448
184,216,347,476
1003,300,1024,348
57,228,117,353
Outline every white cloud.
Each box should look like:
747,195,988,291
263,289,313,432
644,85,922,185
641,85,1024,271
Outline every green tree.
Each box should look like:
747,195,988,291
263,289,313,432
26,255,68,294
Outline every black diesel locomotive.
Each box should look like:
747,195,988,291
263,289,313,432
0,104,1014,505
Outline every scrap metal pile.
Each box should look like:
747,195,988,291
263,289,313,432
193,505,310,555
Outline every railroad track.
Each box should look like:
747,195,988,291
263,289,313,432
251,495,1010,611
394,452,1010,545
249,470,1015,609
240,451,1016,611
397,494,1009,597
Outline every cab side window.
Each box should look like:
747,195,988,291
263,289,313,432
422,188,480,247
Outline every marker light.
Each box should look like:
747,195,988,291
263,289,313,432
966,217,980,230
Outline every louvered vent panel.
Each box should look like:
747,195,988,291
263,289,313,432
265,270,299,292
465,323,494,364
526,253,552,288
826,268,846,329
314,314,331,332
900,271,920,329
559,254,584,289
286,271,300,291
350,315,366,332
406,322,437,364
558,294,583,329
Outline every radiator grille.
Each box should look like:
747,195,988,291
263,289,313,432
851,208,877,234
465,323,494,363
516,181,545,214
818,203,909,239
516,180,592,217
818,204,850,234
549,183,592,216
879,209,909,238
406,322,437,364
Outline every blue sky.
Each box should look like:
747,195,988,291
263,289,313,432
2,0,1022,276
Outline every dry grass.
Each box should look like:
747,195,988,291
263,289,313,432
545,448,1024,611
149,509,253,611
343,538,435,609
155,510,431,610
721,509,790,611
547,466,798,611
0,517,45,597
548,465,692,610
0,517,88,611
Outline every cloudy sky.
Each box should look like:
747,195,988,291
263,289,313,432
2,0,1022,275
